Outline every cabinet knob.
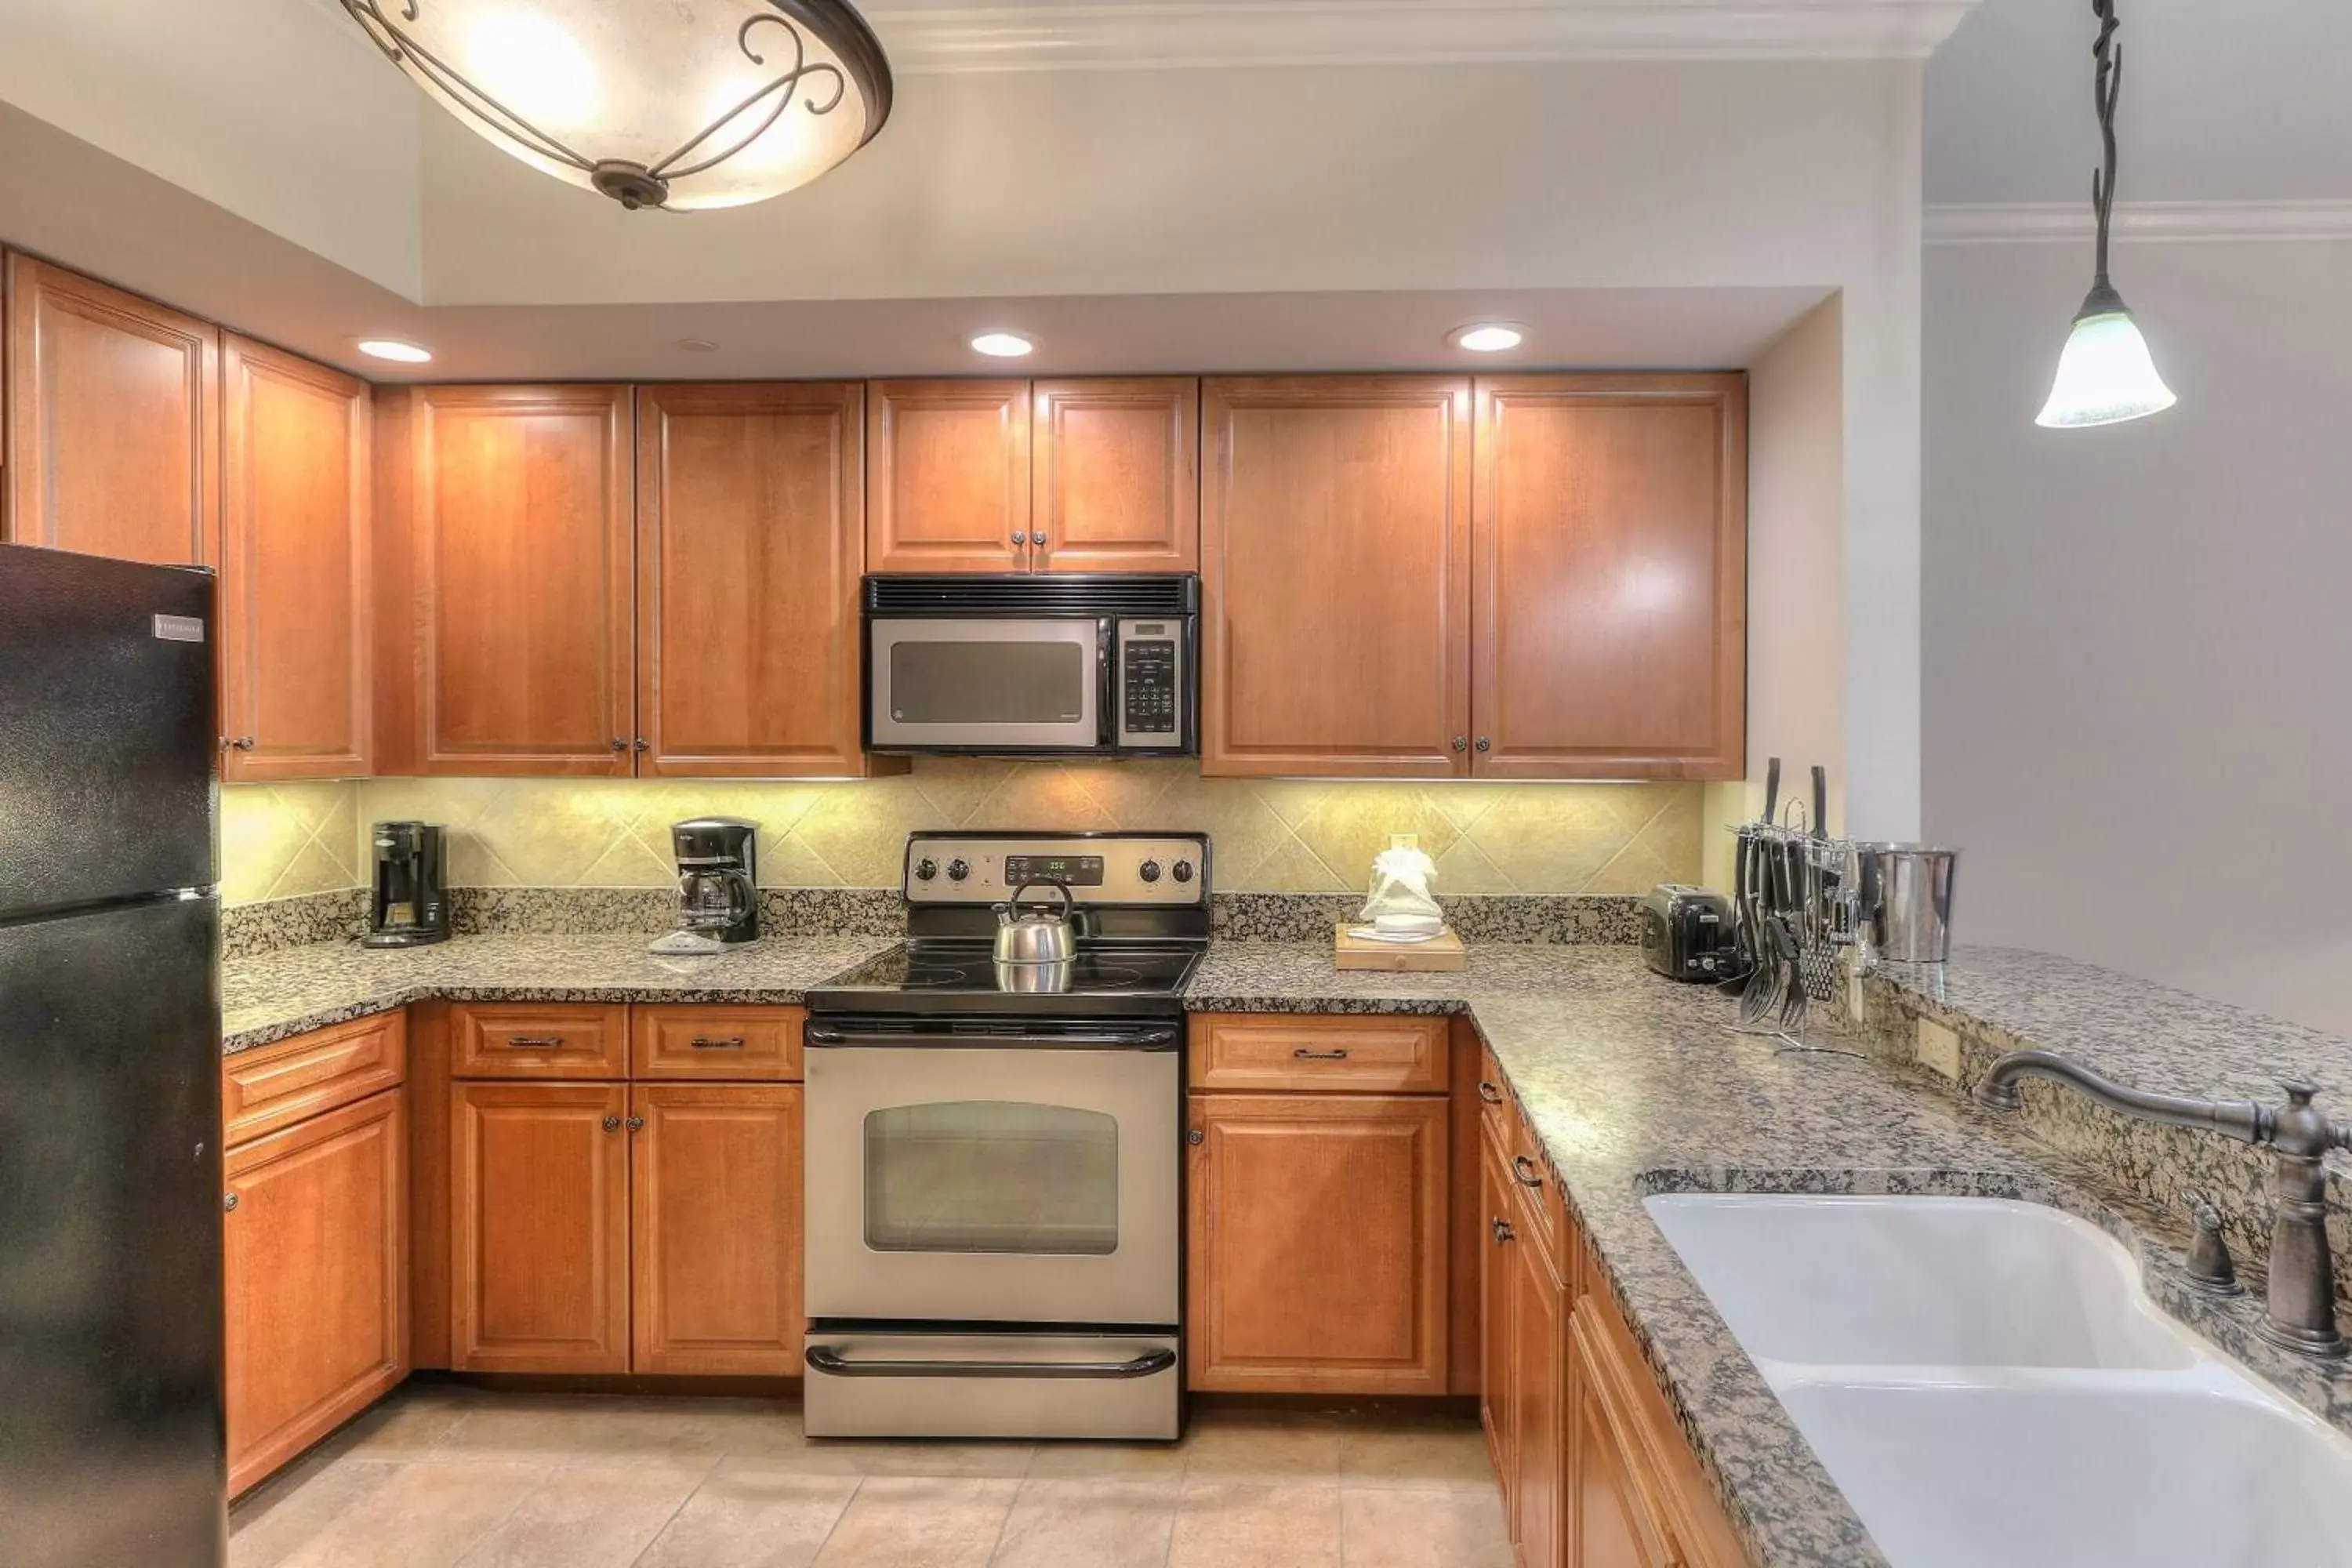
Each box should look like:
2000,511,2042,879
223,1192,239,1214
1029,531,1046,546
230,736,256,751
1491,1216,1515,1243
625,1116,646,1132
1186,1129,1204,1146
1451,736,1468,753
610,738,630,753
602,1115,622,1133
633,738,650,753
1475,737,1491,753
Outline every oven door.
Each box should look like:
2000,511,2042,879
803,1019,1180,1325
868,617,1109,753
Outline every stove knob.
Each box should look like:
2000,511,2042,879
914,858,938,881
1138,859,1162,884
946,858,971,883
1171,859,1194,884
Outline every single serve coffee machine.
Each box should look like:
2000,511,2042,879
364,821,448,947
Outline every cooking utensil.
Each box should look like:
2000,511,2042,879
992,880,1077,965
1762,757,1782,827
1810,765,1828,840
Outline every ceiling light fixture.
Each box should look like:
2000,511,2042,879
336,1,893,212
357,339,434,364
970,332,1036,358
2035,0,2175,429
1449,323,1526,354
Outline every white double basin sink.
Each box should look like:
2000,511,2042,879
1645,1194,2352,1568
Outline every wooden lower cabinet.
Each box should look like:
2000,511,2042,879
631,1083,804,1374
1571,1310,1676,1568
450,1081,631,1373
1186,1090,1449,1394
1512,1189,1569,1566
224,1088,407,1496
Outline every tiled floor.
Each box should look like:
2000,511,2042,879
230,1384,1512,1568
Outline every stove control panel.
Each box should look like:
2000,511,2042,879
904,834,1209,906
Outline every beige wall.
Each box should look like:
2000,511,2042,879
219,768,1701,907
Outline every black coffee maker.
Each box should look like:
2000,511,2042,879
364,821,448,947
672,818,757,945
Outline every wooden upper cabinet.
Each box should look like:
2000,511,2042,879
1185,1091,1450,1394
450,1081,630,1374
866,379,1030,572
1472,375,1747,779
1030,378,1198,572
410,386,634,775
219,336,371,779
3,253,218,565
630,1083,804,1375
1200,377,1472,777
637,383,873,776
223,1089,407,1497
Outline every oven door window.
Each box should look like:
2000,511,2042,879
863,1101,1118,1255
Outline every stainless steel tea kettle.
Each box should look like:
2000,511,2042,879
993,880,1077,964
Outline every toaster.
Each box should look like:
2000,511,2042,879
1641,884,1744,983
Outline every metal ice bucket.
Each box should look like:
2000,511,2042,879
1852,843,1958,964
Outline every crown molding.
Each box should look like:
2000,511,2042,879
868,2,1979,74
1926,200,2352,247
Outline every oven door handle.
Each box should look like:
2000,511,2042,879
804,1023,1180,1051
805,1345,1177,1381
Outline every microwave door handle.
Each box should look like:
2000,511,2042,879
1098,617,1117,746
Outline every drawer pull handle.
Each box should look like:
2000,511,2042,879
690,1036,746,1050
506,1036,564,1048
1512,1155,1546,1190
1294,1048,1351,1061
1477,1081,1504,1105
1491,1215,1514,1243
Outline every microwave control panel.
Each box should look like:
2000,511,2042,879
1116,619,1185,750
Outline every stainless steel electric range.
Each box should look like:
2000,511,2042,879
800,830,1210,1440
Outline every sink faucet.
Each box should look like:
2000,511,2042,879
1976,1050,2352,1359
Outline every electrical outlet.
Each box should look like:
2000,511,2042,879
1915,1018,1962,1081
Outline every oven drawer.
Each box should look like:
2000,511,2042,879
803,1327,1180,1439
1189,1013,1450,1093
450,1003,628,1079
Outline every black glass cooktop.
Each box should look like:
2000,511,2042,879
807,941,1201,1018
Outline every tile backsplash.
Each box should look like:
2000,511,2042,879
218,763,1702,907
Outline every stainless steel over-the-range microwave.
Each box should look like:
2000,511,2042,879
862,575,1198,757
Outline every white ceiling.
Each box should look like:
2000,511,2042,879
1926,0,2352,205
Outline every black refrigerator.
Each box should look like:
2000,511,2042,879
0,543,227,1566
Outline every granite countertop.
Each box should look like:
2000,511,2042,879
221,931,2352,1567
221,931,899,1053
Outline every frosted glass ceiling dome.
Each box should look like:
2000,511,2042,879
339,1,893,211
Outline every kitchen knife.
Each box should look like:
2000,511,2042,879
1811,765,1829,840
1762,757,1782,826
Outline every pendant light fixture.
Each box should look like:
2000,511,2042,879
2036,0,2176,428
338,2,892,212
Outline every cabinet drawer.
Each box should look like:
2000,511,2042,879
1508,1111,1573,1284
1475,1041,1512,1148
223,1011,407,1147
631,1005,805,1081
450,1003,627,1079
1189,1013,1449,1093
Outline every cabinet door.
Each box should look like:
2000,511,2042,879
1031,378,1198,572
224,1090,407,1497
1472,376,1746,779
1200,377,1472,777
631,1084,804,1375
450,1082,630,1372
412,385,634,775
3,253,218,564
637,383,871,776
866,379,1030,572
1186,1091,1448,1394
1570,1309,1678,1568
1479,1120,1519,1509
219,336,372,779
1512,1189,1569,1568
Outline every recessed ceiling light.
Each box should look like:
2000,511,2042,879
970,332,1036,358
678,337,719,353
1448,323,1526,354
357,339,434,364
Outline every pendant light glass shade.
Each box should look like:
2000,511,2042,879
2036,289,2176,428
339,1,892,211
